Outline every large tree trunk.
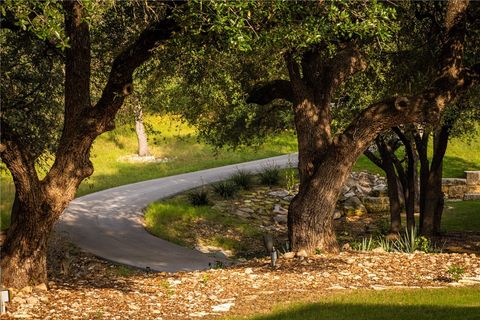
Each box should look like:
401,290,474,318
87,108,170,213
133,106,150,157
0,191,61,287
252,0,472,255
289,148,353,253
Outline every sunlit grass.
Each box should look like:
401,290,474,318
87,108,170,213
144,197,262,254
233,287,480,320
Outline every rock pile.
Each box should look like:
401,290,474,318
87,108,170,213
338,172,390,217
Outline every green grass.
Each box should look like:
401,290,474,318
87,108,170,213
442,200,480,232
144,197,262,254
0,115,297,230
235,287,480,320
442,135,480,178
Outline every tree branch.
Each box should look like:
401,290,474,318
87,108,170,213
364,147,384,170
92,14,179,131
246,80,293,105
326,46,367,96
334,0,477,159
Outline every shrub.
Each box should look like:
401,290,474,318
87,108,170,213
187,189,210,206
259,165,282,186
212,181,237,199
447,265,465,282
230,170,254,190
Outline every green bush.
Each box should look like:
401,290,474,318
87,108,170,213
447,265,465,282
212,181,238,199
259,165,282,186
231,170,254,190
187,189,210,206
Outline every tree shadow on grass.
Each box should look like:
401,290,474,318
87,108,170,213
442,155,480,178
252,303,480,320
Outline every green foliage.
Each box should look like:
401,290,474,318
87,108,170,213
230,170,254,190
447,265,466,282
212,181,238,199
187,189,210,206
284,168,298,193
352,236,375,252
353,229,437,254
259,165,282,186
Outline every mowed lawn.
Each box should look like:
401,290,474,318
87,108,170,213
234,287,480,320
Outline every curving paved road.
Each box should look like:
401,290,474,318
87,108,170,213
56,153,298,272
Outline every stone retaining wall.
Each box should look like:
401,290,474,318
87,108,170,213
442,171,480,200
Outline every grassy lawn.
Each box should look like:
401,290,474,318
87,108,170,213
144,197,263,256
442,200,480,232
234,287,480,320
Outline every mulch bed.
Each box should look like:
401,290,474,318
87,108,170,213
3,239,480,320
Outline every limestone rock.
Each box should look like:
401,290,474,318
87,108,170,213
296,250,308,257
267,190,290,198
370,184,388,197
283,252,295,259
465,171,480,185
273,214,288,224
34,283,48,292
333,208,343,220
342,196,367,216
273,204,288,214
362,196,390,213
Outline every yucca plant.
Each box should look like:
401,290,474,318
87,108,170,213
353,236,375,252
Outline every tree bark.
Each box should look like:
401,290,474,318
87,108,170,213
393,128,417,230
420,123,451,235
134,106,150,157
376,138,402,233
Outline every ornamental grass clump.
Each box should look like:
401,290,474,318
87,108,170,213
187,189,210,206
212,181,238,199
259,165,282,186
230,170,254,190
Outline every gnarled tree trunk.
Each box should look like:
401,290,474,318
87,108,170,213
0,1,178,288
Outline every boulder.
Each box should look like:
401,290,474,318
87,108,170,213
342,196,367,216
273,214,288,224
362,196,390,213
333,208,343,220
465,171,480,185
370,184,388,197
